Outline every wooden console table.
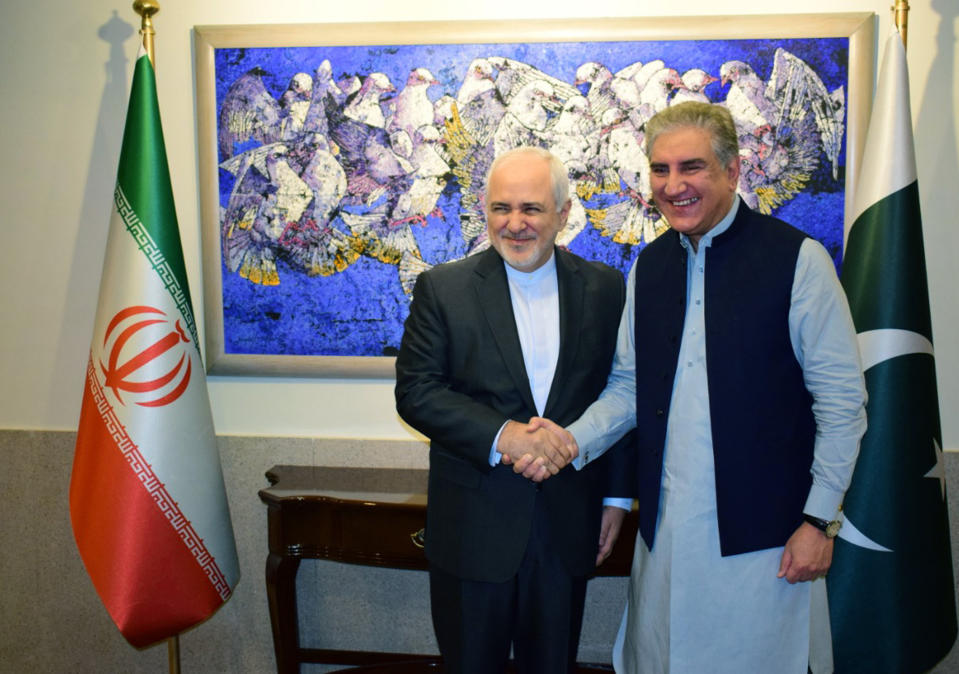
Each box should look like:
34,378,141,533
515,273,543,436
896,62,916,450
259,464,637,673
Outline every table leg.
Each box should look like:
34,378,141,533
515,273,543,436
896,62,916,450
266,551,302,674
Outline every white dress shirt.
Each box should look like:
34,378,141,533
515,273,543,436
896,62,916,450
489,253,560,465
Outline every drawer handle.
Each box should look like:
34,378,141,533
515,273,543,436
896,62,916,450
410,528,426,548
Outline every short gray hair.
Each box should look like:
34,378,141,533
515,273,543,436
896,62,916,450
485,146,569,208
644,102,739,168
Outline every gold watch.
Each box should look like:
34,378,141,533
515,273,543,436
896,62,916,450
804,514,841,538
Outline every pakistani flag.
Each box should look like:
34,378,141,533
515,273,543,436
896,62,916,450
828,30,956,672
70,48,240,648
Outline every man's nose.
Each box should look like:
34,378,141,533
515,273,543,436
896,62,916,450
663,173,685,195
506,210,525,231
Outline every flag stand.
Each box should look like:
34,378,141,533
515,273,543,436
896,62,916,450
70,0,239,658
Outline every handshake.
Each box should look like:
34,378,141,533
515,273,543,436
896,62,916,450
498,417,579,483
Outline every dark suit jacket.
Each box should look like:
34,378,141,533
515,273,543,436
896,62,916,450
395,246,631,583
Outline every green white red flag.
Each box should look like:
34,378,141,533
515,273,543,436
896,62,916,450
828,29,956,672
70,48,239,648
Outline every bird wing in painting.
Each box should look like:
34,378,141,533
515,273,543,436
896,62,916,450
767,48,845,181
218,68,283,159
721,50,845,214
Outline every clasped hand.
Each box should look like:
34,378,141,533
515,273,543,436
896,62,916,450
498,417,578,482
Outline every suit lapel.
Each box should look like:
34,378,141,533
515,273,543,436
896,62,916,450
472,249,537,413
543,250,583,417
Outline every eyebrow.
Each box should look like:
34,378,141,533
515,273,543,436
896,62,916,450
489,200,547,209
649,158,708,171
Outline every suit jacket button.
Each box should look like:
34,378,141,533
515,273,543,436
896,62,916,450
656,409,665,417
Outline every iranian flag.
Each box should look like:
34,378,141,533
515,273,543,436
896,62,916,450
828,29,956,672
70,48,239,648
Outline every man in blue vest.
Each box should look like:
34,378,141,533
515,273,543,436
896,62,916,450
517,101,867,672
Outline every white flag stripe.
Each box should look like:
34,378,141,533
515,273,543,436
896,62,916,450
848,29,917,231
857,328,934,372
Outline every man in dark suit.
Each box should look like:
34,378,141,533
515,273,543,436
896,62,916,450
395,146,631,674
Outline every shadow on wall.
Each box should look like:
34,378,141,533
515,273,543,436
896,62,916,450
54,11,135,394
916,0,959,395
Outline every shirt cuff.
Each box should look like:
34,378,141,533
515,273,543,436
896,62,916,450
567,424,587,470
489,420,509,466
803,483,844,521
603,497,633,511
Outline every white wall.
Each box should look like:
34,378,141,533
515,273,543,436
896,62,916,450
1,0,956,446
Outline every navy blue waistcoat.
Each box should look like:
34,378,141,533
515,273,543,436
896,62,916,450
634,206,817,556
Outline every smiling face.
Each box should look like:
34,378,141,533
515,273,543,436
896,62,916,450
485,152,570,272
648,125,740,248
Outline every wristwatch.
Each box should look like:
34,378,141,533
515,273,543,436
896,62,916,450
804,514,842,538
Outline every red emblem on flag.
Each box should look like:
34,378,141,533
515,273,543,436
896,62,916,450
99,305,192,407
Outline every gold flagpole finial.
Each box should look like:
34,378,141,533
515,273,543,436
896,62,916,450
133,0,160,66
892,0,910,50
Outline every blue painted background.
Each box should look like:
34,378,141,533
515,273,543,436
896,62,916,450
214,37,848,358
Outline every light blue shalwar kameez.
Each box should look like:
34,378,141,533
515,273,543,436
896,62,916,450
569,198,867,674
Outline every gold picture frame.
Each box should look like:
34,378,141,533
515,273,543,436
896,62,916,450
194,13,875,378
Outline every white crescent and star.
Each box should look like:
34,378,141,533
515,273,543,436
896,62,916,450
838,328,940,551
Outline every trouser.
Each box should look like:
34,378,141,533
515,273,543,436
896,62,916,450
428,497,588,674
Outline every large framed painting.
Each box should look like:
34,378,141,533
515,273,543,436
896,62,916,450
193,13,875,377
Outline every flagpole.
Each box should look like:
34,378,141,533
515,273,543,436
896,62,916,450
893,0,910,49
167,635,180,674
130,6,184,670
